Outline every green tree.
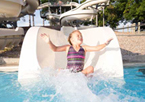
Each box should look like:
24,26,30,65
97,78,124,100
124,0,145,23
102,0,126,28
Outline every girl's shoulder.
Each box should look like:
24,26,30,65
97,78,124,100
82,45,89,52
65,45,71,50
66,45,71,48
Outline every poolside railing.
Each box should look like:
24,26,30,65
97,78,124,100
114,22,145,35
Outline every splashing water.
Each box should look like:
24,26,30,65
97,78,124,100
0,67,145,102
38,68,100,102
19,67,145,102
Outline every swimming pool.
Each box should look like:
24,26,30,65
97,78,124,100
0,66,145,102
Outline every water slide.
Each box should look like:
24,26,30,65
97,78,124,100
37,2,51,10
60,0,109,26
38,0,108,24
0,0,39,20
70,2,80,7
0,27,24,50
19,0,40,17
0,0,24,18
0,0,39,50
18,26,123,80
37,2,71,21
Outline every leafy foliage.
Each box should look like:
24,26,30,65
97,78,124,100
103,0,126,28
124,0,145,23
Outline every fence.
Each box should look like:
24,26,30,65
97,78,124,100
114,22,145,35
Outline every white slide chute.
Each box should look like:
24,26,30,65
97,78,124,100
60,0,109,26
0,0,39,20
0,0,39,51
0,27,24,50
0,0,23,18
18,27,123,80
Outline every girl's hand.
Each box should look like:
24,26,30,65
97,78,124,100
105,38,113,45
41,33,50,43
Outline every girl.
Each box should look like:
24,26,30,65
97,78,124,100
41,30,113,75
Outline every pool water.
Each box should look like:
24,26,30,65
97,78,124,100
0,66,145,102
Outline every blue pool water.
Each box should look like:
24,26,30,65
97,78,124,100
0,66,145,102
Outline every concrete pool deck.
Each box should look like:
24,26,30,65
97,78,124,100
0,58,145,72
0,58,19,72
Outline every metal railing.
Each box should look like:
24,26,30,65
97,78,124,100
114,22,145,35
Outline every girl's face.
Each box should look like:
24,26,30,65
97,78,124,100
71,31,83,45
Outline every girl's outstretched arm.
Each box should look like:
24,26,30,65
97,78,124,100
83,38,113,52
41,33,70,52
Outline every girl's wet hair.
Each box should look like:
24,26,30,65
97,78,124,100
68,30,80,45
